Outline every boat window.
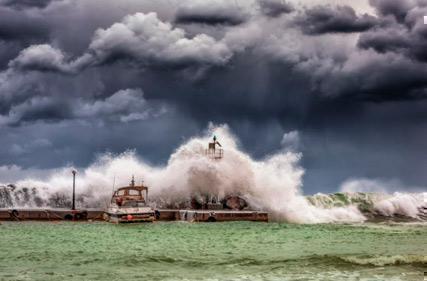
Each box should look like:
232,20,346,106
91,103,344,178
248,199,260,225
128,189,140,196
117,190,125,196
123,201,146,207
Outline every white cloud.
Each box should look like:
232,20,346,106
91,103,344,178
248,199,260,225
9,44,72,73
75,88,166,122
88,12,232,66
281,130,300,151
8,44,94,74
7,12,234,74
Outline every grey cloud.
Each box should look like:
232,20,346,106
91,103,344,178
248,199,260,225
0,165,55,183
8,44,93,74
10,138,52,156
0,88,166,127
358,3,427,62
0,69,43,114
4,1,427,105
0,0,58,10
369,0,416,22
0,110,200,169
295,5,379,35
175,0,248,25
258,0,294,17
310,51,427,101
0,8,49,42
0,95,72,126
9,44,75,73
6,10,235,75
9,12,234,73
88,12,232,67
358,25,411,53
74,88,166,122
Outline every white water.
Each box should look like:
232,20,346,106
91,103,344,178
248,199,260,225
1,125,425,223
309,191,427,220
373,192,426,218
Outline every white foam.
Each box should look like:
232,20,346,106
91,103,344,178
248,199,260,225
0,124,368,223
374,192,427,218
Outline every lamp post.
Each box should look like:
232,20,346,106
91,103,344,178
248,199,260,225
72,170,77,210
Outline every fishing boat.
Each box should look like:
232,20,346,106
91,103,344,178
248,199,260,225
104,177,155,223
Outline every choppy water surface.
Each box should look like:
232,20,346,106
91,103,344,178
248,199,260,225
0,222,425,281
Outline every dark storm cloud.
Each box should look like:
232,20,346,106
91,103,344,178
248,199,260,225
175,13,244,26
0,88,166,126
258,0,294,17
357,26,410,53
0,8,49,42
0,5,52,69
358,2,427,63
3,0,427,116
315,53,427,101
369,0,416,22
0,69,42,114
3,1,427,112
0,0,59,10
0,107,198,169
175,1,248,25
7,12,233,74
13,97,72,125
2,0,427,193
295,5,379,34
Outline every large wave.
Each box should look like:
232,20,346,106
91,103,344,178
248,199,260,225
308,192,427,221
0,125,425,223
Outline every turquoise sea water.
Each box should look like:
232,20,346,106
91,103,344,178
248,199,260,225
0,221,425,281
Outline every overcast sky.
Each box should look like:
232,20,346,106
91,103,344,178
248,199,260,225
1,0,427,193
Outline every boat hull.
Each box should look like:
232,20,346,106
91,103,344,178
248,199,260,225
105,212,155,223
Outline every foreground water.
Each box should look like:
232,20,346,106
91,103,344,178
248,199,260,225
0,222,425,281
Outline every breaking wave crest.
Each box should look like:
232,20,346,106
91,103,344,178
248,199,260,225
0,125,426,223
308,192,427,221
115,254,427,268
338,255,427,267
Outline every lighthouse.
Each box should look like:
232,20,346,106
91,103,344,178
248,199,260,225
205,135,223,160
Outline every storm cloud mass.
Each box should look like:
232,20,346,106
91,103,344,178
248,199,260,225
1,0,427,193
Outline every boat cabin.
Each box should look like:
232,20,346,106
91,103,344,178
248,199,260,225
111,177,149,207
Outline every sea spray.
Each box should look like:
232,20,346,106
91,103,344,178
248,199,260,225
373,192,427,218
308,192,427,220
0,125,425,223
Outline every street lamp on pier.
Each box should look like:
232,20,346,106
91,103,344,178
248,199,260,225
71,170,77,210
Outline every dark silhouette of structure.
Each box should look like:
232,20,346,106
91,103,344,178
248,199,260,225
205,135,223,160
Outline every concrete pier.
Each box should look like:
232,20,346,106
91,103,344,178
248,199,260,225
0,208,269,222
0,208,104,221
176,210,268,222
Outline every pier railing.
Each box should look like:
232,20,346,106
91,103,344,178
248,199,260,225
205,148,223,160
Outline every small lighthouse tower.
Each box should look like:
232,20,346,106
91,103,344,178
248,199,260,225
205,135,223,160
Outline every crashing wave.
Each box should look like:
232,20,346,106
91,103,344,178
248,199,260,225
0,184,87,209
308,192,427,221
0,125,425,223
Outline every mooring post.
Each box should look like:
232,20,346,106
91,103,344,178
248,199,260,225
72,170,77,211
